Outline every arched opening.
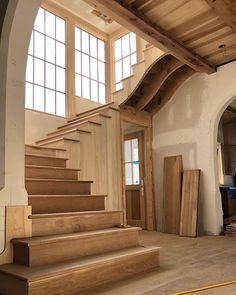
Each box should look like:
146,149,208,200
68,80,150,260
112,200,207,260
215,94,236,235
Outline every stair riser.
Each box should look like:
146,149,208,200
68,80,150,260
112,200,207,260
25,167,78,180
37,132,81,146
25,156,67,168
32,212,123,236
13,230,140,267
25,146,57,157
58,116,102,130
30,250,160,295
29,196,105,214
25,181,91,195
48,124,89,137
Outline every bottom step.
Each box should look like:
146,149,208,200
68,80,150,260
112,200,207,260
0,246,160,295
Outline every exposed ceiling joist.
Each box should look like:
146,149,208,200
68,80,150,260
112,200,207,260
205,0,236,33
226,106,236,115
85,0,216,74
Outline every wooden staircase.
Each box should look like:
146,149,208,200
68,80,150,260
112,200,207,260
0,105,160,294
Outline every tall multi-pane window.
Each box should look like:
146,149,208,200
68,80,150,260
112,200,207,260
124,138,140,185
75,27,106,104
114,32,137,91
25,8,66,116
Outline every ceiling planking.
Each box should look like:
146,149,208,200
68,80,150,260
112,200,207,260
85,0,236,71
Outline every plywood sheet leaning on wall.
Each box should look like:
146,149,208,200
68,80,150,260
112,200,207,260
163,155,183,234
180,169,201,237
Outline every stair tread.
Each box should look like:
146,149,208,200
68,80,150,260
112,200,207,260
25,154,68,160
28,194,106,198
29,210,122,219
25,144,67,152
0,246,159,281
47,127,92,136
65,113,111,126
25,178,92,183
12,227,141,246
25,165,80,171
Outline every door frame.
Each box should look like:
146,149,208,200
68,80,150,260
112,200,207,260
124,131,146,228
120,106,156,230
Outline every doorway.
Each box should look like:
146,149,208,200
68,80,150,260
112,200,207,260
124,131,146,228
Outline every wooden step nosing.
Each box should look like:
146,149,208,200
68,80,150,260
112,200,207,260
25,154,68,161
25,165,80,171
47,127,91,137
28,194,107,198
12,227,141,246
29,210,122,219
25,178,93,183
0,246,160,282
25,145,67,152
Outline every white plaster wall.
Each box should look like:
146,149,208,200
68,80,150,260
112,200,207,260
25,109,67,144
153,61,236,235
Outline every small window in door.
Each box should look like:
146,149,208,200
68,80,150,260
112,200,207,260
124,138,140,185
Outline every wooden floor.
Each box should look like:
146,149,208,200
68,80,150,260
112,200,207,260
79,230,236,295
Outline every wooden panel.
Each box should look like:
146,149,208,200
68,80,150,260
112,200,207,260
163,155,183,234
180,170,201,237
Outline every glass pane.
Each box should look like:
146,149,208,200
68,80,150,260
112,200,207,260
45,11,55,38
28,33,34,55
122,33,130,57
56,42,65,68
56,92,65,116
34,8,44,33
46,37,55,63
90,57,98,81
114,38,121,61
45,63,55,89
56,17,65,43
115,82,122,91
125,140,131,162
133,163,140,184
98,39,105,61
34,58,44,86
34,85,44,111
90,35,97,58
115,60,122,83
82,53,89,77
125,163,132,185
34,31,44,59
25,82,33,109
98,61,105,83
98,83,105,104
123,56,131,78
75,27,81,50
26,56,33,83
75,51,81,74
56,67,65,93
131,53,137,66
82,76,90,99
132,138,139,161
75,74,81,97
91,80,98,102
45,89,55,114
130,32,136,53
81,30,89,54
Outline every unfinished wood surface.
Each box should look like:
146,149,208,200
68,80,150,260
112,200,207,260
12,227,140,267
31,210,123,236
163,155,183,234
0,246,160,295
85,0,215,73
180,170,201,237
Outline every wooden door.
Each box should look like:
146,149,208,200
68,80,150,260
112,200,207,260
124,132,146,228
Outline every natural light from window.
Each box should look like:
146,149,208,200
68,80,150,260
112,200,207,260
75,27,106,104
25,8,66,116
114,32,137,91
124,138,140,185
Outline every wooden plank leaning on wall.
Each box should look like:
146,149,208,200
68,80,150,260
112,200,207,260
121,106,156,230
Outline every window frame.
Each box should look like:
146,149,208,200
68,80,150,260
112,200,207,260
25,6,67,117
74,26,106,104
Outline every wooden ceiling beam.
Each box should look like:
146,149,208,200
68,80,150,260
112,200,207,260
205,0,236,32
226,106,236,115
135,56,183,111
85,0,216,74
